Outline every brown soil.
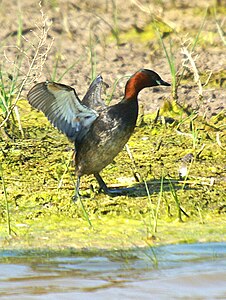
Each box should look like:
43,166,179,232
0,0,225,117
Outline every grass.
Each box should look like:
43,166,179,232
153,174,164,232
0,56,22,136
89,30,97,81
0,110,225,249
215,16,226,45
47,52,84,82
154,27,177,100
0,4,53,137
0,163,11,236
153,8,208,101
106,75,131,104
95,0,120,46
168,179,183,222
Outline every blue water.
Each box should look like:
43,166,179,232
0,242,226,299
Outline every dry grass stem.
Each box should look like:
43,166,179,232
0,2,53,129
181,46,203,98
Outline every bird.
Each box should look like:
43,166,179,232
27,69,170,200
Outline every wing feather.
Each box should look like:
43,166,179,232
82,75,106,110
27,81,98,142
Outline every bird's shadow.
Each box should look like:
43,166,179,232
95,177,197,198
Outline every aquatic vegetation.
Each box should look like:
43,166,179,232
0,101,225,249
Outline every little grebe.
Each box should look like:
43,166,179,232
27,69,170,199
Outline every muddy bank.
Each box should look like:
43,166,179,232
1,107,226,250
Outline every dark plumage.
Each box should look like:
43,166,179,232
27,69,170,199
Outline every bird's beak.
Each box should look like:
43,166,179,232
157,79,171,86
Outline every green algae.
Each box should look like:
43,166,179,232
0,100,225,251
107,18,173,45
118,19,173,44
109,6,224,52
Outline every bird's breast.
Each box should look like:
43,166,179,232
75,103,138,176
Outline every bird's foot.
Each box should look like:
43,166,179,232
72,176,81,203
99,186,137,196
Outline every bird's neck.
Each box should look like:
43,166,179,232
124,72,149,100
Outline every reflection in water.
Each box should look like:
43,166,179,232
0,243,226,299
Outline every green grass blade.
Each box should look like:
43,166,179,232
0,163,11,235
153,174,164,233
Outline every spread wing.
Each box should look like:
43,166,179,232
27,81,98,142
82,75,106,110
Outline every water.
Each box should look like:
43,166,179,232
0,243,226,299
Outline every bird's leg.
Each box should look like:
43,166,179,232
72,176,81,202
94,173,109,193
94,172,136,195
72,176,93,227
